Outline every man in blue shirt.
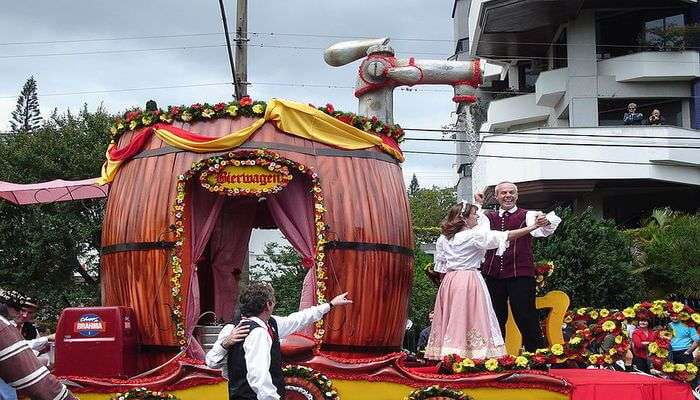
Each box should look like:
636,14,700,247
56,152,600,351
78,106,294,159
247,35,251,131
669,314,699,364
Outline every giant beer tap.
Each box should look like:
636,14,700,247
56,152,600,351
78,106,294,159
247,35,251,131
324,37,482,123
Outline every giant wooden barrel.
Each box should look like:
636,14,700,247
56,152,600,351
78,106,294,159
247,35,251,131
101,117,414,352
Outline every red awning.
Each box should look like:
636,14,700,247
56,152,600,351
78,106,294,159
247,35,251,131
0,178,108,205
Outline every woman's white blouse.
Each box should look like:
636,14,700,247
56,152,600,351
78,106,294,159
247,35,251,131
433,210,509,273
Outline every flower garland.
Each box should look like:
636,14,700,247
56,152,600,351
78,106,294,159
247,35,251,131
405,385,469,400
170,149,329,346
314,103,405,142
110,388,179,400
443,311,630,375
109,98,405,144
198,158,293,197
283,365,339,400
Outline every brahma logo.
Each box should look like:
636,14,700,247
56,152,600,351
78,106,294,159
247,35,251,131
74,314,106,337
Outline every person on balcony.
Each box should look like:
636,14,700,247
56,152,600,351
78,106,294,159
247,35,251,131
623,103,644,125
647,109,665,125
424,200,548,360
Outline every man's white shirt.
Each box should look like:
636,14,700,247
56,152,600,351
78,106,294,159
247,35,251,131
497,206,561,237
205,303,331,400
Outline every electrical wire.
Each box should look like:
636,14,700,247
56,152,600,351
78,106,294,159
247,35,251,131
402,150,671,166
403,128,700,140
402,137,700,149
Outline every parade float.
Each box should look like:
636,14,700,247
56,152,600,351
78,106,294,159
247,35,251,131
0,38,697,400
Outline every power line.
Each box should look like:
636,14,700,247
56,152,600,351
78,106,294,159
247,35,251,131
402,150,668,166
402,137,700,149
403,128,700,140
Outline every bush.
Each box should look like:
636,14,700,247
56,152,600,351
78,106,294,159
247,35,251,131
627,210,700,298
534,208,645,309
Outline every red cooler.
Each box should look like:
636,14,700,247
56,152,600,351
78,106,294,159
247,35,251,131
54,306,138,378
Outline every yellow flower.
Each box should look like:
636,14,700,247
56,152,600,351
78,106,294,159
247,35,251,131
602,320,616,332
569,336,582,345
225,104,239,116
588,355,599,364
110,126,118,135
577,308,587,316
564,315,573,323
252,104,265,114
453,363,465,373
599,309,610,318
672,302,684,313
692,313,700,324
461,358,475,368
615,335,624,344
515,356,529,367
687,364,698,374
604,355,613,364
622,307,636,318
656,348,669,358
589,310,599,320
648,342,659,354
551,344,564,356
202,108,215,118
650,304,664,316
141,115,153,125
609,348,617,355
129,120,138,130
659,330,673,340
675,363,686,372
484,359,499,371
181,111,193,122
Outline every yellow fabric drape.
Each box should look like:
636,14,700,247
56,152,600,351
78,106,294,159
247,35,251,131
98,98,403,185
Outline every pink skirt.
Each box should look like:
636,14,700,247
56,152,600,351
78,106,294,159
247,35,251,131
424,269,506,360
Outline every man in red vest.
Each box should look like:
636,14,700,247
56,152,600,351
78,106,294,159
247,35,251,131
478,182,561,352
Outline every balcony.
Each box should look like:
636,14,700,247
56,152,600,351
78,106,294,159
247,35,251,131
597,51,700,82
485,94,551,130
471,126,700,193
535,67,567,107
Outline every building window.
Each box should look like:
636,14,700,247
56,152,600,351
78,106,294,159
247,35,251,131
598,99,683,127
596,8,688,59
517,61,540,93
552,29,567,69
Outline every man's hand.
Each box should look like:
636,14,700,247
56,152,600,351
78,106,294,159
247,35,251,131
474,192,485,205
535,213,550,227
222,321,250,348
330,292,353,307
46,333,56,342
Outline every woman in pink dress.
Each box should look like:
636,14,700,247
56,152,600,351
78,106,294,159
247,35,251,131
424,201,547,360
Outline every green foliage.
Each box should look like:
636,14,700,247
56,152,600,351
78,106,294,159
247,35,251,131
408,186,456,228
534,207,645,309
626,210,700,298
408,249,438,331
248,242,305,316
0,106,109,327
10,76,42,133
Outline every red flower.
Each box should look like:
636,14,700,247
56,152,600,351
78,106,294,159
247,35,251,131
641,302,652,308
325,103,335,113
190,103,203,111
239,96,253,106
169,106,182,116
532,354,547,365
125,111,140,122
213,102,226,112
381,125,391,135
370,116,378,124
338,115,353,125
499,354,516,367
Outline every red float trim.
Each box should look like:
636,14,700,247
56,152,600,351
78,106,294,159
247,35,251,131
453,95,477,104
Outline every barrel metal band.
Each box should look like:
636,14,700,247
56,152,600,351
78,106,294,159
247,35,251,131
132,141,399,164
101,241,176,255
324,241,414,257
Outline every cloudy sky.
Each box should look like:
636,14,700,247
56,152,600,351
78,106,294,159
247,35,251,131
0,0,460,188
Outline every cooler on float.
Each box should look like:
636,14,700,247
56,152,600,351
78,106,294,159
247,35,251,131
54,306,138,378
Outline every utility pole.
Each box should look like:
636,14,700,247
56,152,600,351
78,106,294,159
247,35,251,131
217,0,239,99
235,0,248,98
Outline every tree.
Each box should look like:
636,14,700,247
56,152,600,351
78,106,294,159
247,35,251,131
408,174,420,196
408,249,439,334
10,76,42,133
408,186,456,228
627,210,700,299
0,105,109,326
248,242,306,316
534,208,645,309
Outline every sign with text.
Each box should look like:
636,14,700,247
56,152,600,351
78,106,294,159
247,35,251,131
201,163,292,196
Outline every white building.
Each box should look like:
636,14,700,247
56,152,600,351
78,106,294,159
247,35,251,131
452,0,700,225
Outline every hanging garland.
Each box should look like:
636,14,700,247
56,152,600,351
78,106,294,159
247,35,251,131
283,365,339,400
109,98,404,144
110,388,179,400
170,149,329,346
405,385,470,400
